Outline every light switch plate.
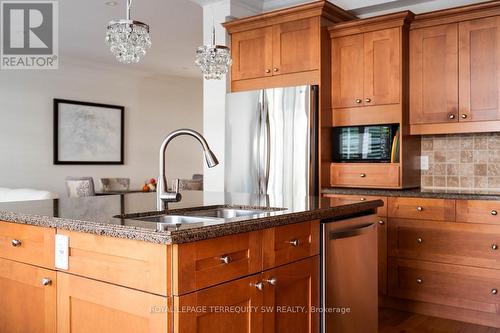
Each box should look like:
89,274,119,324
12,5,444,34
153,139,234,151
420,156,429,170
55,234,69,270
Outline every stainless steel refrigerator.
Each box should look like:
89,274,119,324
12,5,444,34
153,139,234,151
225,85,319,208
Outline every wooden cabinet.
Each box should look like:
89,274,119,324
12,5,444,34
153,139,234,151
57,272,167,333
388,197,455,221
332,27,400,109
272,17,320,76
174,273,264,333
0,222,55,268
0,258,56,333
330,163,400,188
456,200,500,224
262,257,319,333
410,23,458,124
459,16,500,122
410,3,500,134
231,27,273,81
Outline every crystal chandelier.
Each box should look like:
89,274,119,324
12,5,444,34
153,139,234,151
105,0,151,64
195,25,232,80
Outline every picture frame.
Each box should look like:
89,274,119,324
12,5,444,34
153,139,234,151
53,99,124,165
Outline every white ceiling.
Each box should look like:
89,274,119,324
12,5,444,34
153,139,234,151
60,0,488,78
59,0,203,78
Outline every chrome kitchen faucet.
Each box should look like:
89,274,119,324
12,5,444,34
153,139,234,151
157,129,219,211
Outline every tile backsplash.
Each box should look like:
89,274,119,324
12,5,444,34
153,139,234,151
421,133,500,191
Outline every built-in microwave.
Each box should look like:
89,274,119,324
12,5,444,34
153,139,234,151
332,124,399,163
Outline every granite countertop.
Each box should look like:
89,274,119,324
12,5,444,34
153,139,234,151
322,187,500,201
0,191,382,245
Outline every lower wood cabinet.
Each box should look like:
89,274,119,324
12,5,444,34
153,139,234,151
57,272,168,333
173,256,319,333
0,258,56,333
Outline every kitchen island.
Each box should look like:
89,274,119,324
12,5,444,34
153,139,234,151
0,191,382,333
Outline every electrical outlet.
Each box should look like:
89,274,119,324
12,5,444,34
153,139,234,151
420,155,429,170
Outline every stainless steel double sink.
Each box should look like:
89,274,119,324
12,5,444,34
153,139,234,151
127,207,284,226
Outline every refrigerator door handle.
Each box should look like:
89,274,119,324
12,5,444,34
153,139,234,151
263,96,271,195
253,92,264,194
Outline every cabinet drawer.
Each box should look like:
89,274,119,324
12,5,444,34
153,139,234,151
174,231,262,295
389,218,500,269
262,220,319,269
324,194,388,216
58,230,168,296
389,258,500,314
388,197,455,221
0,222,55,268
457,200,500,224
330,164,400,188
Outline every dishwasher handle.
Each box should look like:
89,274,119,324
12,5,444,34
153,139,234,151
329,223,375,240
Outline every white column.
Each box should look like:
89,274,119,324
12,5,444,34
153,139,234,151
196,0,262,192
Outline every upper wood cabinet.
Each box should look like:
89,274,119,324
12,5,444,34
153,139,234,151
410,23,458,124
224,1,355,91
410,2,500,134
332,27,401,109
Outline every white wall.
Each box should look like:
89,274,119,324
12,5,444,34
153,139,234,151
0,61,204,196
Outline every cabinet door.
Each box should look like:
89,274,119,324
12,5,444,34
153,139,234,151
272,17,319,75
175,274,263,333
231,27,273,81
332,34,364,108
364,27,400,106
0,258,56,333
57,273,167,333
459,16,500,122
262,256,319,333
410,24,458,124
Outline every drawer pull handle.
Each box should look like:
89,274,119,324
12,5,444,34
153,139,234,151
491,210,498,216
265,277,277,286
360,173,366,178
461,114,468,119
416,206,423,212
416,278,423,284
11,239,22,247
289,239,300,247
265,69,271,73
251,282,264,291
219,255,232,265
365,98,372,103
417,237,423,244
360,197,366,201
41,278,52,286
355,98,362,104
492,289,498,295
492,244,499,251
448,114,456,119
378,220,385,225
273,68,279,72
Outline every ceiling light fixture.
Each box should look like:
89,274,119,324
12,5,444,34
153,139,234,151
195,22,232,80
105,0,151,64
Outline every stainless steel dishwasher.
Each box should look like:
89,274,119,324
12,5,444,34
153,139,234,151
321,214,378,333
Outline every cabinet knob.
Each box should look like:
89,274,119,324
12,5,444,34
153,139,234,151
492,288,498,295
251,281,264,291
416,206,423,212
416,278,423,284
448,114,456,119
360,197,366,201
365,98,372,103
417,237,423,244
265,277,277,286
11,239,21,247
492,244,498,251
360,173,366,178
355,99,362,104
288,239,299,247
461,114,468,119
41,278,52,286
265,69,271,73
378,220,385,225
219,255,232,265
273,68,279,72
491,210,498,216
